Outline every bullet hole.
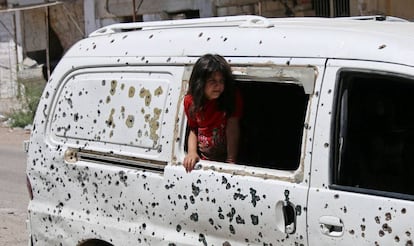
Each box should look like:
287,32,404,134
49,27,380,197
122,35,128,39
139,88,152,106
222,241,231,246
149,34,154,39
324,143,329,148
379,230,385,237
378,44,386,49
192,183,201,197
406,231,411,237
106,96,111,104
229,224,235,234
233,192,247,201
219,212,225,220
166,57,171,62
45,91,49,98
401,208,406,214
334,194,339,199
93,44,96,49
190,213,199,222
110,39,115,43
408,240,414,246
249,188,260,207
360,225,366,231
106,108,115,127
259,40,262,44
154,86,163,96
328,89,332,94
395,236,400,242
199,234,207,246
251,214,259,225
382,223,392,233
110,80,117,95
223,37,227,42
375,216,380,224
126,115,134,128
385,212,392,221
227,207,236,222
207,37,211,41
349,229,355,235
236,215,245,224
128,87,135,97
198,32,203,37
209,218,214,225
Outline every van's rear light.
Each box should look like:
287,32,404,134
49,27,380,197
26,175,33,200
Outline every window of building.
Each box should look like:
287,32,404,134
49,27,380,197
332,70,414,198
312,0,349,17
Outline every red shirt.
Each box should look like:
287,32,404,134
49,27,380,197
184,92,243,161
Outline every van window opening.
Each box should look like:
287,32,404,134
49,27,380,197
237,80,309,170
333,70,414,197
184,79,309,171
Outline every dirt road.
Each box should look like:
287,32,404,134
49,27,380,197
0,126,30,246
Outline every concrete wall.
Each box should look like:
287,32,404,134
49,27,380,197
0,13,19,113
94,0,314,23
49,0,84,52
351,0,414,20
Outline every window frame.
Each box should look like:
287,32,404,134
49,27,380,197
330,68,414,201
179,63,319,181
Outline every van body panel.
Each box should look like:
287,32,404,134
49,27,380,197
67,19,414,67
28,56,324,245
48,67,185,162
309,59,414,245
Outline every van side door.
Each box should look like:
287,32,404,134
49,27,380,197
165,57,326,245
309,59,414,245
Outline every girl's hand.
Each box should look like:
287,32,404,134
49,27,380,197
183,152,200,173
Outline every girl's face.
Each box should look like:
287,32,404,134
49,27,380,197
204,71,225,100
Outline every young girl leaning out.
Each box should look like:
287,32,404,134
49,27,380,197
183,54,243,173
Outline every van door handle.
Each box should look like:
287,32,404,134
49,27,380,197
319,216,344,237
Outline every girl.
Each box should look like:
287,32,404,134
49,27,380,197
183,54,243,172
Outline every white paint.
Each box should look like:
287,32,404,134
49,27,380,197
26,16,414,246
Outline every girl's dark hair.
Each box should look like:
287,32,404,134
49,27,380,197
187,54,236,117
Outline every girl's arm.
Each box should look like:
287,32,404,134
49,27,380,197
183,129,200,172
226,117,240,163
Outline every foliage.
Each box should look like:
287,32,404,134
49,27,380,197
9,76,45,128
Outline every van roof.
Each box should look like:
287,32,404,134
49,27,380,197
67,15,414,66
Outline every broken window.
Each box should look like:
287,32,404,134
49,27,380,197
333,70,414,197
184,65,314,171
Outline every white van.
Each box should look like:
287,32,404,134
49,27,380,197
26,15,414,245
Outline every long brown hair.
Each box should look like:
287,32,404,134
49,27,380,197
187,54,236,117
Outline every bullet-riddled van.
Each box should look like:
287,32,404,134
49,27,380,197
26,15,414,245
